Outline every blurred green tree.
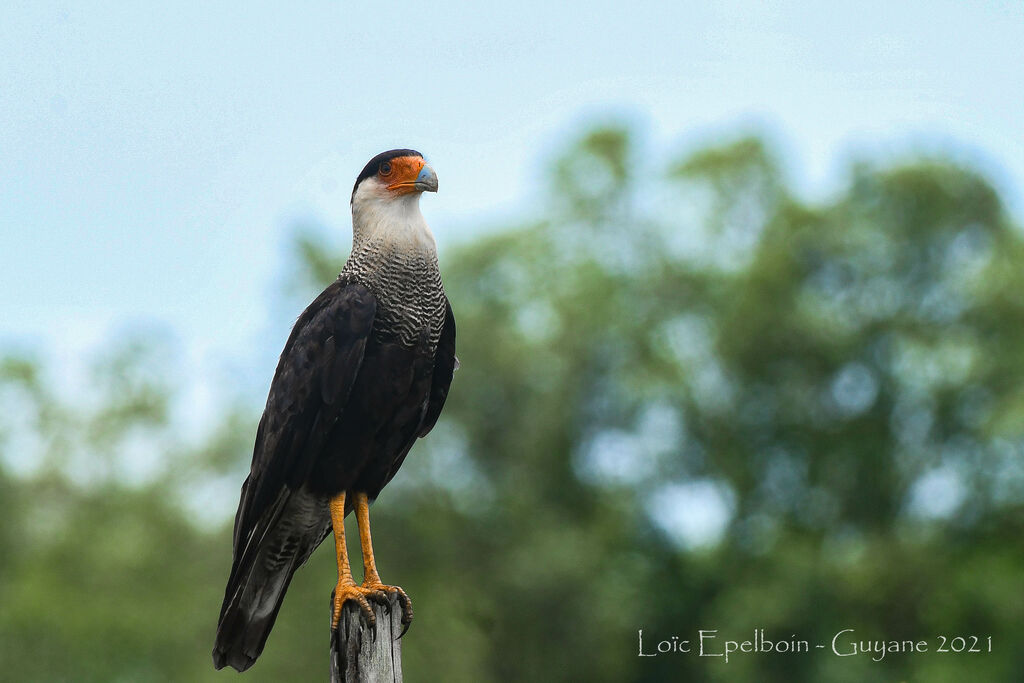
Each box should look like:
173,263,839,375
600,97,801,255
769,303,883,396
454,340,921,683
1,124,1022,682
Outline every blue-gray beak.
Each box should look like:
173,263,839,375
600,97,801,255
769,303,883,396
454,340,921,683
414,164,438,193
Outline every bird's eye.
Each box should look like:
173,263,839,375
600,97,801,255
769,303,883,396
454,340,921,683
379,162,392,176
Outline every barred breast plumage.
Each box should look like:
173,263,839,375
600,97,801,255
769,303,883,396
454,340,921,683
340,236,447,351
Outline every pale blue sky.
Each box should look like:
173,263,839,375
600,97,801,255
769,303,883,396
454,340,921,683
2,0,1022,397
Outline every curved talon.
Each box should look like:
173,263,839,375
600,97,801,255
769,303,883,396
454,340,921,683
360,582,413,638
331,582,378,630
366,590,392,615
366,589,389,606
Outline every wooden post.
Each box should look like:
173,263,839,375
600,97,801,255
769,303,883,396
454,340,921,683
329,594,404,683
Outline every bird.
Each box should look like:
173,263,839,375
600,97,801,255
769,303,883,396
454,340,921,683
212,149,457,672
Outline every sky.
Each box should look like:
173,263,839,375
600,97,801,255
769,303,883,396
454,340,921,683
2,0,1023,405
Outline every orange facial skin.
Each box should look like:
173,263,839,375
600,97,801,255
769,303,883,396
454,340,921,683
379,155,426,195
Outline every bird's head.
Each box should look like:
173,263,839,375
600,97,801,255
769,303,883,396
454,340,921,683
351,149,438,205
349,149,439,248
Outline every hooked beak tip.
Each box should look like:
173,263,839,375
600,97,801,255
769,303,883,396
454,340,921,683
414,164,438,193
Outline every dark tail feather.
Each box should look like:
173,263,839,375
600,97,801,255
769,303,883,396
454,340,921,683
212,490,330,672
211,552,299,671
212,552,300,671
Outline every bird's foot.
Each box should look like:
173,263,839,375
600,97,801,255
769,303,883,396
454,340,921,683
330,580,413,636
331,580,380,630
361,580,413,637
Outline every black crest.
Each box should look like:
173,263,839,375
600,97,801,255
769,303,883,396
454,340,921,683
352,149,423,196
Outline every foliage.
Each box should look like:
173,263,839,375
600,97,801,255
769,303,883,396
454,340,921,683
1,125,1022,681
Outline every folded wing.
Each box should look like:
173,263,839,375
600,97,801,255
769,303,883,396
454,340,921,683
213,281,377,671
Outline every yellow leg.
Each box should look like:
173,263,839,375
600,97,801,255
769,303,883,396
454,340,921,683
354,492,414,633
329,492,373,629
355,492,383,584
330,493,353,586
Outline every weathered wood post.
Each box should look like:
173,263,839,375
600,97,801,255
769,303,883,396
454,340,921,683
329,594,404,683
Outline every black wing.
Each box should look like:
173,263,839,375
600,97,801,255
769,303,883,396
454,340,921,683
375,298,457,493
214,280,376,671
418,297,457,437
231,280,376,561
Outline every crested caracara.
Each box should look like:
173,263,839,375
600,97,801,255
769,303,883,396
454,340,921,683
213,150,457,672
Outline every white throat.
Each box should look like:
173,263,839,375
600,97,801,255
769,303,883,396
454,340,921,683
350,181,437,255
